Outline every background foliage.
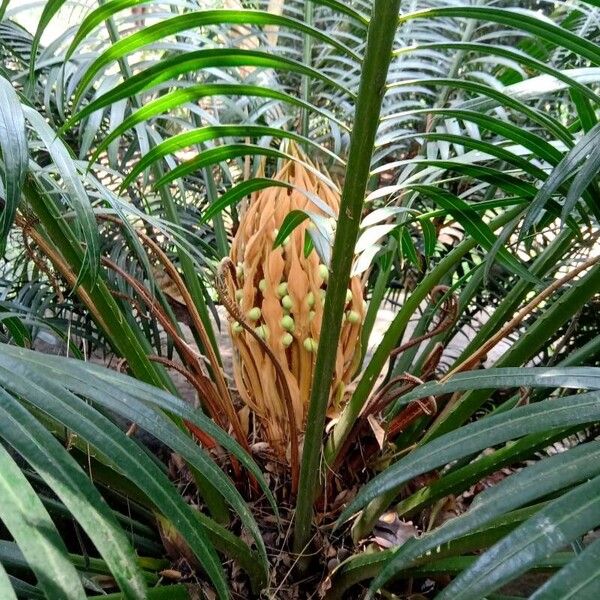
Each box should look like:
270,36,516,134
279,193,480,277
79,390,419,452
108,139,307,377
1,0,600,598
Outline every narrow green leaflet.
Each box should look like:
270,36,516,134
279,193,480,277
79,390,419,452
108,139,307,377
387,367,600,417
380,108,563,165
28,0,66,83
378,132,548,182
69,48,354,119
388,77,573,146
309,0,368,25
0,444,86,600
201,178,292,224
394,428,576,519
0,355,268,576
523,123,600,232
0,343,277,518
337,390,600,526
121,124,340,189
0,390,148,599
156,145,291,189
563,142,600,223
23,107,99,287
405,185,538,284
70,10,359,94
398,7,600,66
157,145,338,191
530,536,600,600
273,210,311,248
90,84,347,164
368,441,600,594
0,564,17,600
0,368,230,599
0,0,10,21
67,0,156,53
68,0,366,57
435,475,600,599
0,76,27,249
393,42,600,106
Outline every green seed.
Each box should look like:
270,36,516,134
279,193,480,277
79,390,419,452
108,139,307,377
282,295,293,310
346,289,353,304
347,310,361,325
232,321,243,334
277,282,288,298
255,324,269,340
318,264,329,282
259,279,267,292
235,289,244,301
306,291,315,308
247,307,261,321
282,333,294,347
236,263,244,278
281,315,295,331
303,337,318,353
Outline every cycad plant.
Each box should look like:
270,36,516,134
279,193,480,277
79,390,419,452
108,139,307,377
1,0,600,598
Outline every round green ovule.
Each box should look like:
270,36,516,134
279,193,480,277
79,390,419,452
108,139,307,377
346,289,353,304
281,315,295,332
281,295,294,310
235,289,244,301
277,282,288,298
247,307,262,321
303,337,318,353
306,291,315,308
236,262,244,279
255,324,269,340
347,310,361,325
259,279,267,292
232,321,243,334
281,333,294,347
318,264,329,282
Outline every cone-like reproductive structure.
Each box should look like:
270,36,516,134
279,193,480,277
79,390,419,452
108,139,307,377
227,153,365,458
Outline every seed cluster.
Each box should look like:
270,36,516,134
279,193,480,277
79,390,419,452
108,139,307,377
226,148,365,458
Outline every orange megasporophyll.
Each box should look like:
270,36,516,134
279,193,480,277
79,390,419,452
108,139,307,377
224,152,365,460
